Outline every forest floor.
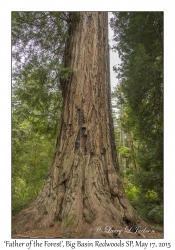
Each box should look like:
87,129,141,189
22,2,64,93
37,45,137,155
12,224,163,239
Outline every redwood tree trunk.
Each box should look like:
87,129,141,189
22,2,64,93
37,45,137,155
13,12,145,238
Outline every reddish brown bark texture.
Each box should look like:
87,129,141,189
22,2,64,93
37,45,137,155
12,12,146,238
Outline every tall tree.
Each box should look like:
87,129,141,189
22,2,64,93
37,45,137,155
12,12,147,238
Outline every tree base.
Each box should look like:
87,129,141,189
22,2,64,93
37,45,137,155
12,202,153,239
12,220,162,239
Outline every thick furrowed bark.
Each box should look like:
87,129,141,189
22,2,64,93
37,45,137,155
12,12,146,238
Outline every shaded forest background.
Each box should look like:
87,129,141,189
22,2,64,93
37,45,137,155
12,12,163,226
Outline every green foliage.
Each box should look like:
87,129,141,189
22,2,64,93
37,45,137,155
13,126,54,210
12,135,56,215
12,85,61,215
122,169,162,224
12,11,70,82
58,64,73,81
110,12,163,224
123,174,139,200
118,146,131,159
148,205,163,224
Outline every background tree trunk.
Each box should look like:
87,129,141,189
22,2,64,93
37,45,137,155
12,12,146,238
